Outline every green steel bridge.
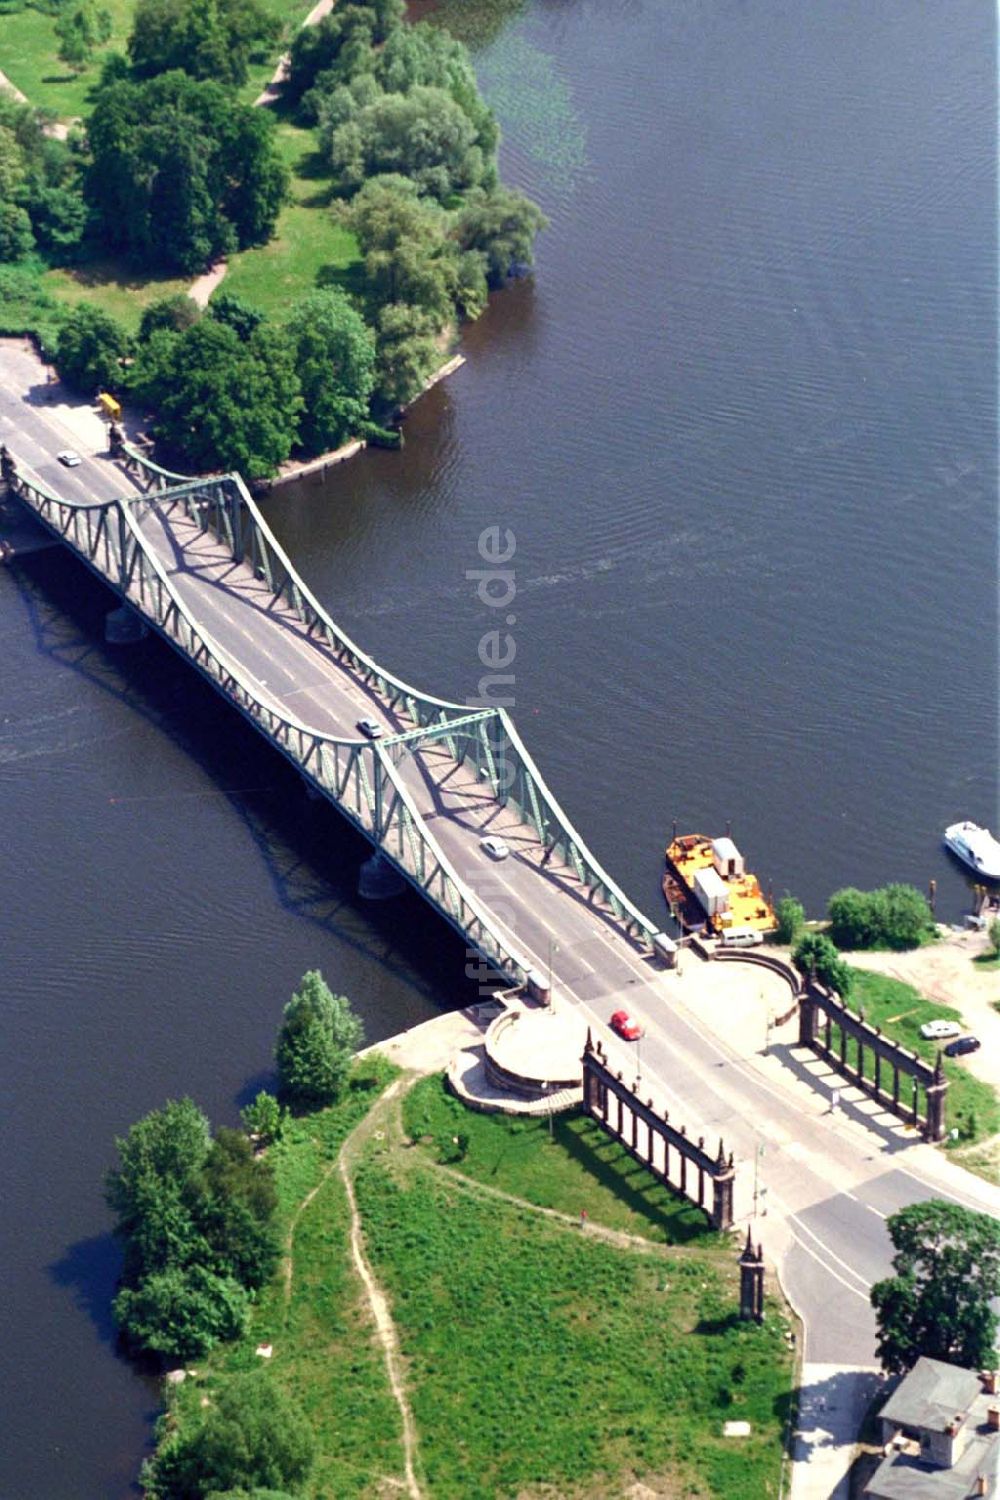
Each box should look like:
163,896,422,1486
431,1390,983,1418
3,441,676,990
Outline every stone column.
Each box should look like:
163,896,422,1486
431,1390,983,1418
924,1052,948,1142
712,1141,735,1231
798,988,818,1048
739,1228,765,1321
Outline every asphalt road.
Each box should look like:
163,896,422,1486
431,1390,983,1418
5,369,1000,1382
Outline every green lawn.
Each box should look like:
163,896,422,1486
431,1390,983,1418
849,970,1000,1147
41,258,192,332
157,1068,794,1499
219,121,364,317
0,0,133,119
356,1128,793,1498
403,1073,716,1245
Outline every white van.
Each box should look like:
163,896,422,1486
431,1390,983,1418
719,927,764,949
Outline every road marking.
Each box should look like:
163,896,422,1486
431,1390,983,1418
865,1203,886,1219
783,1208,871,1294
781,1230,871,1302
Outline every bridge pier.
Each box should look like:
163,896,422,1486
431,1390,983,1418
358,852,406,900
105,605,148,645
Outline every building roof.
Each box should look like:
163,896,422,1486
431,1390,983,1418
866,1441,998,1500
880,1359,984,1435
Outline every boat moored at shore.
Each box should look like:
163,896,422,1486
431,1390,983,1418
943,821,1000,881
663,831,776,935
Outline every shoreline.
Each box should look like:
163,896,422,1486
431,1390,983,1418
255,353,467,493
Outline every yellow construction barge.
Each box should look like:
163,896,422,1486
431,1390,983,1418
663,832,776,935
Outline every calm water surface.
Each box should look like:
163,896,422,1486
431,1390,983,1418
2,1,996,1493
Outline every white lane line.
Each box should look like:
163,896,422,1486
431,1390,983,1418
782,1207,872,1294
780,1226,872,1302
865,1203,887,1219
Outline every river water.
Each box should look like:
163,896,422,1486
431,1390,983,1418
2,1,995,1494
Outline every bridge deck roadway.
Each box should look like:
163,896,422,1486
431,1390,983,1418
5,363,1000,1494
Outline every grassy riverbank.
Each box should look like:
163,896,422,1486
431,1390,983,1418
849,970,1000,1151
154,1069,795,1498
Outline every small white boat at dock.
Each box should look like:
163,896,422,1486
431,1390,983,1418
943,821,1000,881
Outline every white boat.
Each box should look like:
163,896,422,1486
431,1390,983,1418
943,821,1000,881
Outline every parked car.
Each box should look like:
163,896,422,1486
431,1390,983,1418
479,835,510,860
57,449,81,467
610,1009,642,1041
719,927,764,949
356,718,383,739
944,1035,981,1058
919,1019,962,1041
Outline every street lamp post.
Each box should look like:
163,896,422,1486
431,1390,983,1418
753,1142,766,1218
547,937,559,1006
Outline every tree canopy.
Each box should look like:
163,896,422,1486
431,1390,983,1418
870,1200,1000,1373
827,884,935,951
285,288,376,455
791,931,852,996
106,1098,279,1362
143,1373,315,1499
131,316,302,479
128,0,280,88
276,970,364,1110
0,95,87,260
85,70,287,273
55,303,132,393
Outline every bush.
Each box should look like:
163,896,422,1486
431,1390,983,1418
828,884,934,951
106,1099,278,1363
774,896,805,945
792,931,852,996
276,971,365,1110
144,1374,315,1499
55,303,131,393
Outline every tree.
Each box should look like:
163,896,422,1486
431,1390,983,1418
343,175,458,320
285,288,376,454
0,202,35,262
373,301,440,409
144,1374,314,1499
86,71,287,274
133,317,302,479
199,1128,279,1290
113,1263,250,1360
128,0,280,89
139,294,202,341
106,1097,212,1240
774,896,805,945
870,1200,1000,1373
454,185,546,287
828,884,934,951
55,302,132,392
276,970,364,1110
106,1098,280,1364
55,0,112,72
240,1090,285,1145
208,290,264,342
791,931,852,996
325,85,485,200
